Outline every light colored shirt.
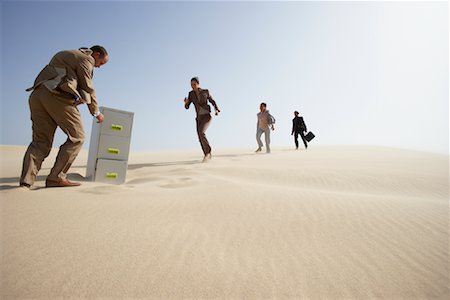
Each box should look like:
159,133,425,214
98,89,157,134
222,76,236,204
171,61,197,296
257,111,270,129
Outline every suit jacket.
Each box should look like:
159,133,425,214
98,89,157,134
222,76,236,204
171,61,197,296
26,48,99,115
292,116,307,134
185,88,219,116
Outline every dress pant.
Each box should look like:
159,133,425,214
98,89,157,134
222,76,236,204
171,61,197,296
294,130,308,149
20,86,85,185
196,114,212,156
256,127,271,153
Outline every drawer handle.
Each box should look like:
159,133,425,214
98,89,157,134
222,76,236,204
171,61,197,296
107,148,120,155
105,172,118,179
111,124,123,131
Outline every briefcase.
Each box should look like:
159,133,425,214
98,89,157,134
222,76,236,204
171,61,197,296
305,131,315,142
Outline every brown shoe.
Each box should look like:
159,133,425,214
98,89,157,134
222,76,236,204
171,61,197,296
45,179,81,188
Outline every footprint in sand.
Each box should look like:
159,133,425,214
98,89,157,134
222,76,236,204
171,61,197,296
80,185,126,195
159,177,196,189
170,168,189,172
80,176,196,190
127,177,165,185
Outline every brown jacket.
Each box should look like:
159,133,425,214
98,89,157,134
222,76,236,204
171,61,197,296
185,88,219,116
26,48,99,115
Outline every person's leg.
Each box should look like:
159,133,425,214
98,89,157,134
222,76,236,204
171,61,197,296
294,132,299,149
39,89,85,182
265,128,271,153
300,131,308,149
256,128,264,150
196,114,212,156
20,89,58,186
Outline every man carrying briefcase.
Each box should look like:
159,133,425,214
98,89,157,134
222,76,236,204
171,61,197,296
291,111,314,150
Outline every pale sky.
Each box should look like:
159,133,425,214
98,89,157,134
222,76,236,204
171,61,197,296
1,1,448,153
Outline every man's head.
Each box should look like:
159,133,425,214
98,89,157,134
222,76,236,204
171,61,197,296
90,45,109,68
260,102,267,112
294,111,299,117
191,77,200,90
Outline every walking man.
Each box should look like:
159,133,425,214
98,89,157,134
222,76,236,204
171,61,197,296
291,110,308,150
255,102,275,153
184,77,220,162
20,46,108,188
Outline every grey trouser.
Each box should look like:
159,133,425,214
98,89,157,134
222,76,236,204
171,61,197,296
196,114,212,156
256,127,271,152
20,87,85,185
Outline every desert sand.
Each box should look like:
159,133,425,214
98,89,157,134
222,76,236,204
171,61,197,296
1,145,449,299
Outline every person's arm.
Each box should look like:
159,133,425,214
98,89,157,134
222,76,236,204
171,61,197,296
184,92,192,109
184,98,191,109
269,114,275,130
207,92,220,115
76,57,102,121
302,117,307,132
87,90,101,121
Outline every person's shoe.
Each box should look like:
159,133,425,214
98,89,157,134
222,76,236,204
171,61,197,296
19,182,31,189
296,146,299,150
45,179,81,188
202,153,212,163
255,147,262,153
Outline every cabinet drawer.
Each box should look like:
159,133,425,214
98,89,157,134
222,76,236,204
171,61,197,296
95,159,127,184
100,108,134,138
97,135,131,161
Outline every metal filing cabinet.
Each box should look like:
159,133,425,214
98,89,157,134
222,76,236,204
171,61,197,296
86,107,134,184
94,159,128,184
97,134,131,161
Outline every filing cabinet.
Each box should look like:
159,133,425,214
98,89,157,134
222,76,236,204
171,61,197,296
99,108,133,138
94,159,128,185
86,107,134,184
97,134,131,161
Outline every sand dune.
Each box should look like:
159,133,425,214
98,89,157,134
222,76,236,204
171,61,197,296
1,145,448,299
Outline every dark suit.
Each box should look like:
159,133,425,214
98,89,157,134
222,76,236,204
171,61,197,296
185,88,219,155
292,116,308,149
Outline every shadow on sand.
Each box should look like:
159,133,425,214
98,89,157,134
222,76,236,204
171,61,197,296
126,152,259,170
0,153,258,190
0,173,89,191
127,159,202,170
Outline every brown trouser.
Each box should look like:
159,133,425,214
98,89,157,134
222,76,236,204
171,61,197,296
20,87,85,185
196,114,212,156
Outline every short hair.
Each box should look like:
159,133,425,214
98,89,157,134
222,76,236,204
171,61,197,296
191,77,199,84
260,102,267,107
90,45,108,58
294,111,299,114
